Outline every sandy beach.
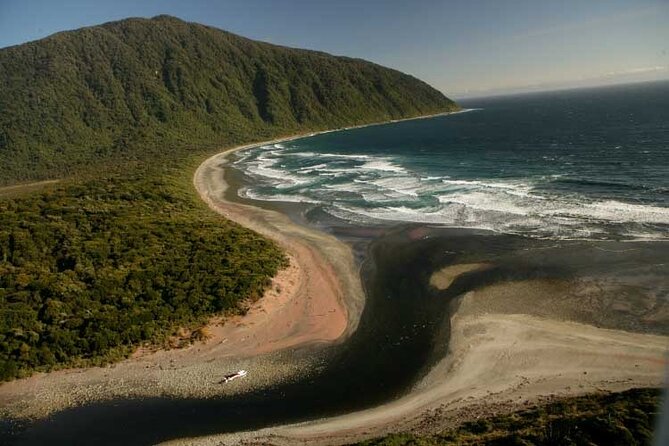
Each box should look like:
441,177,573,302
178,264,668,445
1,113,456,422
2,113,668,445
0,131,371,422
3,4,669,445
1,110,453,402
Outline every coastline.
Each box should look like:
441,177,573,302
178,242,668,445
193,142,365,352
2,110,668,445
0,111,453,423
227,316,666,446
190,109,466,349
189,108,475,353
161,231,669,445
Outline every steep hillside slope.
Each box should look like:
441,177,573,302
0,15,457,380
0,15,457,184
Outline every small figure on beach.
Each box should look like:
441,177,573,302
219,369,248,384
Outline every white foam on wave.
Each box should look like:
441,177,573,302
360,159,407,173
282,151,371,161
297,163,329,174
441,179,480,187
287,151,371,160
547,200,669,225
319,153,371,160
442,178,531,190
452,108,482,114
240,188,319,204
326,200,618,241
326,181,669,240
234,142,669,241
440,178,538,199
316,171,350,178
365,176,423,198
438,191,528,215
243,152,313,188
316,167,357,174
327,203,499,232
285,151,317,158
622,230,669,241
244,163,292,183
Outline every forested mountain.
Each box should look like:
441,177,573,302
0,15,457,185
0,16,457,381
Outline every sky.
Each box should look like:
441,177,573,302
0,0,668,98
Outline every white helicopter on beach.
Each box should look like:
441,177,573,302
219,369,248,384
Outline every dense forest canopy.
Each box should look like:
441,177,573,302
0,15,458,381
0,14,457,185
0,171,287,380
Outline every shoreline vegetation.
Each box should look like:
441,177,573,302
0,109,452,384
3,115,667,445
354,388,662,446
0,165,291,381
1,14,667,446
0,12,458,384
0,112,450,422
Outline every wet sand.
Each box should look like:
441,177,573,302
5,226,667,446
194,147,366,348
2,119,668,444
171,230,669,446
0,133,368,426
0,114,446,441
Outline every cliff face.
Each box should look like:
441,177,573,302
0,15,457,184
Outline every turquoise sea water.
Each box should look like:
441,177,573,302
9,82,669,446
232,81,669,240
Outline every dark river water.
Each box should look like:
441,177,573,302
5,219,667,445
4,81,669,445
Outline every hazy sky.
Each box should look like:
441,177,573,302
1,0,668,98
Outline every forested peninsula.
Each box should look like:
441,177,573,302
0,15,458,380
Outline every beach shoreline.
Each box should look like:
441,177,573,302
189,108,475,353
161,216,669,445
2,110,668,445
0,111,454,423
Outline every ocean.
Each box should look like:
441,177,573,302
9,82,669,445
232,80,669,241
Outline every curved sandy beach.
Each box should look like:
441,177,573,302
0,136,368,422
0,114,446,423
2,116,667,445
170,153,669,444
172,272,668,445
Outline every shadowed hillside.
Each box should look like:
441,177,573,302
0,15,457,185
0,15,457,381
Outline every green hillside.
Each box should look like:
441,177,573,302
0,16,458,380
0,14,457,185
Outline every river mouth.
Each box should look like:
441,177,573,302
3,221,460,445
4,158,668,446
5,215,667,445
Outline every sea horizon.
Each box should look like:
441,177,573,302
230,80,669,242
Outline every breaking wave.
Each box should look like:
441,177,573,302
232,142,669,241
